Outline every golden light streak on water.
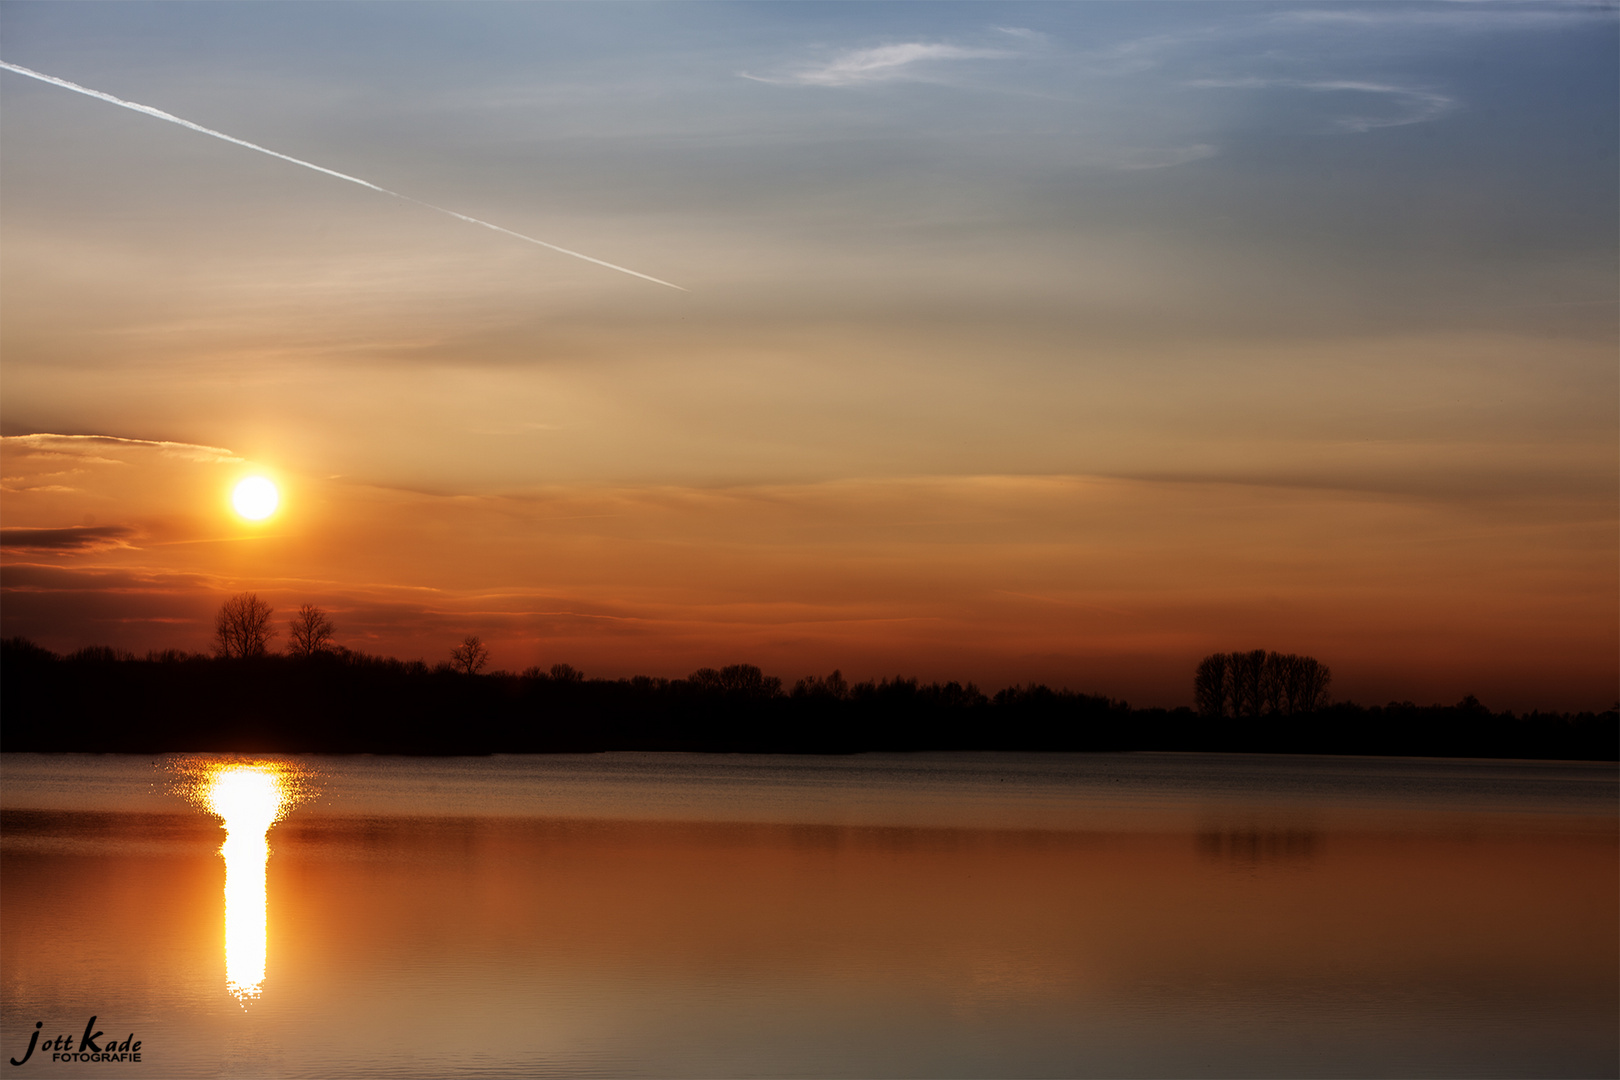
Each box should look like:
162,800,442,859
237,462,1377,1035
187,762,302,1005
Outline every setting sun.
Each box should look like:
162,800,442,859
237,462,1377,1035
232,477,279,521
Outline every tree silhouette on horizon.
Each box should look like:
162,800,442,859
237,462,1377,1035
287,603,336,658
1196,650,1331,718
450,635,490,675
215,593,276,659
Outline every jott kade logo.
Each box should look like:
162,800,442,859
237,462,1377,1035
9,1018,141,1066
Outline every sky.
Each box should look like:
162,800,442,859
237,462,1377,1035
1,1,1614,710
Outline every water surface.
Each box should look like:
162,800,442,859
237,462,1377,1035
2,752,1614,1077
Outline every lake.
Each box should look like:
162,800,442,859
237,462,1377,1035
1,752,1614,1078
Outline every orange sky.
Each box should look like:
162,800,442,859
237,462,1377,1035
2,5,1615,709
2,429,1612,709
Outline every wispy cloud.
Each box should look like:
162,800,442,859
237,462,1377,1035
1190,77,1456,131
1273,5,1615,31
992,27,1050,43
2,433,243,464
1,525,137,552
743,42,1014,87
1095,2,1610,74
1110,144,1220,171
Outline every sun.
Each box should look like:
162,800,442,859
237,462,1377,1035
232,477,279,521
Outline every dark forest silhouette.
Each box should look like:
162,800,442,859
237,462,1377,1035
2,636,1612,759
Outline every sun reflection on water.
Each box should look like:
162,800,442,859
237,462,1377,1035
178,760,307,1005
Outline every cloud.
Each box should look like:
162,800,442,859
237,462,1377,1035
744,43,1014,87
1273,5,1615,31
0,525,137,552
0,560,658,662
1190,77,1456,131
1109,144,1220,170
2,433,243,464
1,564,155,590
992,27,1050,43
0,563,220,651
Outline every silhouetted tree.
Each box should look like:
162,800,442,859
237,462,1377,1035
689,663,782,697
1,636,1612,758
1259,653,1288,715
287,604,336,658
793,669,850,700
549,663,583,682
1229,649,1267,718
1295,656,1331,712
449,635,489,675
68,645,133,663
726,664,781,696
1272,653,1331,714
1194,654,1229,718
687,667,723,692
215,593,275,658
1264,654,1293,713
1195,649,1332,717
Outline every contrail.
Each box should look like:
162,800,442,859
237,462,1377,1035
0,60,685,291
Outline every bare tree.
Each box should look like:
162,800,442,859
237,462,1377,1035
1290,656,1332,713
215,593,275,658
1195,649,1333,717
1194,654,1230,718
1265,652,1333,714
1266,653,1301,714
793,669,851,700
449,635,490,675
1259,653,1289,716
1228,649,1267,718
287,604,336,658
688,664,783,698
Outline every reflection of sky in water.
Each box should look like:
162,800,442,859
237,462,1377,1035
0,754,1613,1077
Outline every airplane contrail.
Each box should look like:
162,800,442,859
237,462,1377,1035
0,60,685,291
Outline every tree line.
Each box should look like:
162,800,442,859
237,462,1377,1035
216,595,1334,725
215,591,492,674
2,634,1613,761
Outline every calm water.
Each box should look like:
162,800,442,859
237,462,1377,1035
1,752,1614,1078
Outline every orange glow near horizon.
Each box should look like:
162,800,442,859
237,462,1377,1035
0,430,1614,710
